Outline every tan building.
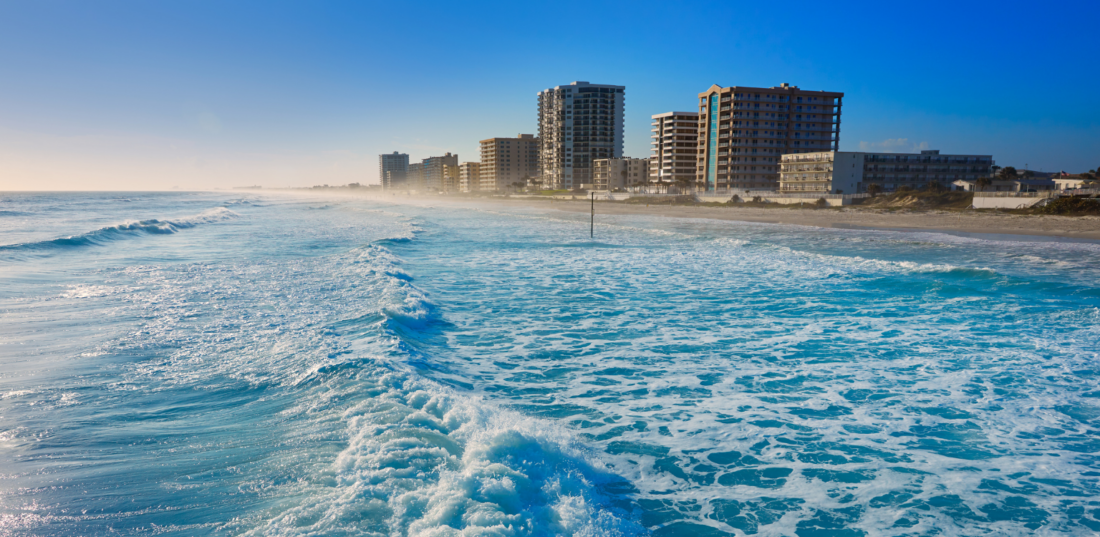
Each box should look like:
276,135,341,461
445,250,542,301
651,112,699,189
441,164,459,193
480,134,539,191
697,83,843,191
779,150,994,194
593,158,649,191
459,162,481,193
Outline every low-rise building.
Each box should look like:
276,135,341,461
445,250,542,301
441,164,459,193
459,162,481,193
779,150,994,194
593,157,649,191
952,178,1056,192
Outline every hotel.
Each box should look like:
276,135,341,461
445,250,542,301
697,83,843,191
538,82,625,189
779,150,995,194
650,112,699,189
480,135,539,191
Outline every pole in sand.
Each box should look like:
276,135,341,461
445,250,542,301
590,191,594,238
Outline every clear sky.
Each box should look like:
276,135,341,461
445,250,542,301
1,0,1097,190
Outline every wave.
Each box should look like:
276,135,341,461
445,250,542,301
0,207,238,253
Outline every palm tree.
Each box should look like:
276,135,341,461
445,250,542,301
976,176,992,192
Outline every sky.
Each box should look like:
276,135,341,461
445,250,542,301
0,0,1097,190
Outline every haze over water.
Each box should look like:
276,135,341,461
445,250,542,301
2,192,1100,536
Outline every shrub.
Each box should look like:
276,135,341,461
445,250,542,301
730,194,741,203
752,196,762,203
1037,197,1100,215
815,197,828,208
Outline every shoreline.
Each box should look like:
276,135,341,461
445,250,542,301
438,196,1100,242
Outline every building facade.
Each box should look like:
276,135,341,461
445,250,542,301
697,83,843,191
650,112,699,189
593,157,649,191
537,81,625,190
480,134,539,191
459,162,481,193
379,152,409,190
441,164,459,193
421,153,458,192
406,163,424,190
779,150,994,194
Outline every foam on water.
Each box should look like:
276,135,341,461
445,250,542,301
2,193,1099,536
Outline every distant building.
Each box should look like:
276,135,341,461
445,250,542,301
407,162,424,190
952,178,1055,192
441,164,459,193
697,83,844,191
593,158,649,191
650,112,699,190
480,135,539,191
459,162,481,192
779,150,995,194
421,153,458,192
538,82,625,190
379,152,409,190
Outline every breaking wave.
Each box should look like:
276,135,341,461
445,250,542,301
0,207,238,253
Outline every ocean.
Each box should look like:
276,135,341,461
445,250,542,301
1,191,1099,536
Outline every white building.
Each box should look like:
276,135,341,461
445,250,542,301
780,150,994,194
537,81,625,190
650,111,699,189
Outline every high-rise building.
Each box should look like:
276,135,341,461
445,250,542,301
537,81,625,190
421,153,458,192
778,150,994,194
459,162,481,193
696,83,843,191
650,112,699,189
593,157,649,191
407,163,424,190
379,151,409,190
480,135,539,191
441,164,459,193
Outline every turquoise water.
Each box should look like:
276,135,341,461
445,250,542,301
2,192,1099,536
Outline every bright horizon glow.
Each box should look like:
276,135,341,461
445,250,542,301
1,0,1097,191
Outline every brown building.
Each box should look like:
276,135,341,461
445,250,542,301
697,83,843,191
480,134,539,191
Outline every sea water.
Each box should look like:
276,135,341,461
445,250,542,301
1,192,1098,536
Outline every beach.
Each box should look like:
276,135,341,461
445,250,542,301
350,192,1100,241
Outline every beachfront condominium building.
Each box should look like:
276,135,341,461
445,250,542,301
441,164,459,193
651,112,699,189
538,82,625,190
480,135,539,191
459,162,481,193
420,153,458,192
593,157,649,191
779,150,994,194
697,83,843,191
379,151,409,190
406,163,424,190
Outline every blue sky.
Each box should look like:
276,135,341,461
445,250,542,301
1,0,1097,189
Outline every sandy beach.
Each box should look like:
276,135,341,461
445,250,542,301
448,196,1100,241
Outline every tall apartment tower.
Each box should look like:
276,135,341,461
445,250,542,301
379,151,409,190
459,162,480,193
407,162,424,190
537,81,625,189
696,83,843,191
650,112,700,188
480,134,539,191
421,153,458,191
